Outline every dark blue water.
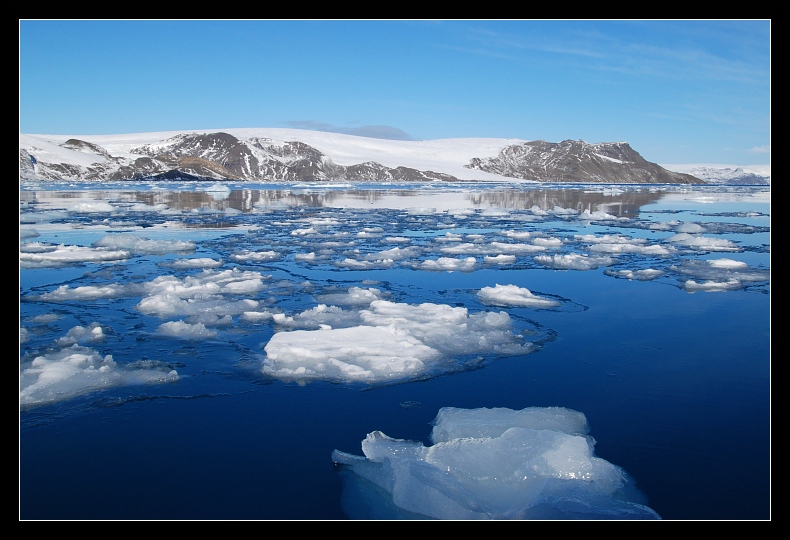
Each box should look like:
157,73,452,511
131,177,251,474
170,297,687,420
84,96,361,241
19,183,770,520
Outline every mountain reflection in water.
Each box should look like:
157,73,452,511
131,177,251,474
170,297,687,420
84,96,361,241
20,185,665,217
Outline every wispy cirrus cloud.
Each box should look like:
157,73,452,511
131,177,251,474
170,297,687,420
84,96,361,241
439,21,769,85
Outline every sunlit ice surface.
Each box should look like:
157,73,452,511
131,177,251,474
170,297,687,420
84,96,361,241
332,406,661,519
20,182,770,519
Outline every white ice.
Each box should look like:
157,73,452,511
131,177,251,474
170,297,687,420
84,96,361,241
19,332,178,408
670,257,769,291
409,256,478,272
534,253,615,270
683,279,743,292
332,406,661,520
92,233,195,255
666,233,741,252
230,249,280,262
19,243,131,268
478,284,560,308
160,257,224,269
20,187,769,405
604,269,665,281
156,320,218,339
263,299,533,384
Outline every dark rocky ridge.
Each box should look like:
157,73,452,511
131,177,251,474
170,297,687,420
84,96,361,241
466,140,702,184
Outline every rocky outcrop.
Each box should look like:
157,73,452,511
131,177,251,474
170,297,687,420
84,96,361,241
466,140,703,184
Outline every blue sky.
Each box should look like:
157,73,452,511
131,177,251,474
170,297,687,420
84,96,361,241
19,20,770,165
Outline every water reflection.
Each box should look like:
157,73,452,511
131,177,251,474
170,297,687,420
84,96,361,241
20,186,668,217
466,189,663,217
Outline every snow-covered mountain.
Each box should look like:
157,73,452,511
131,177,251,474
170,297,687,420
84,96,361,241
18,128,768,184
659,163,770,185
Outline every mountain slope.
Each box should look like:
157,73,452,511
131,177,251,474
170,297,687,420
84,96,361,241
19,128,708,184
466,139,701,184
659,163,770,185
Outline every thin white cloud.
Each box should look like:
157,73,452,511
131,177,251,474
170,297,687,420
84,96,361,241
449,21,769,86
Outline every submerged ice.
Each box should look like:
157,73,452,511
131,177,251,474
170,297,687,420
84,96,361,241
332,406,661,520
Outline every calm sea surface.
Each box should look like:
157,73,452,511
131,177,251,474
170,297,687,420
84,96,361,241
19,182,770,520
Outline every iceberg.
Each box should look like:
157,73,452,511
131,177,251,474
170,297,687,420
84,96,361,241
332,406,661,520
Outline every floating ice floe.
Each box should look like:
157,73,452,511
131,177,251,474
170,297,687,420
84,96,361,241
92,233,195,255
160,257,224,269
20,341,178,408
666,233,740,252
229,249,279,262
156,320,218,339
262,300,534,384
19,243,131,268
604,268,665,281
682,278,743,292
68,200,117,213
477,284,560,308
533,253,615,270
332,406,661,520
671,258,769,291
410,256,478,272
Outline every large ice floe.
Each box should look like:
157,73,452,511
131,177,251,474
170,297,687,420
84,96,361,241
332,406,661,520
263,299,534,384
